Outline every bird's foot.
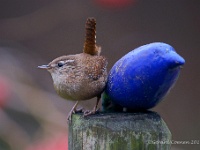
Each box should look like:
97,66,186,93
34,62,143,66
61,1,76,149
67,111,73,121
74,107,83,113
67,107,83,121
83,108,100,117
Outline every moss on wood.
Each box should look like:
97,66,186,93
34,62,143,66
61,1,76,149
68,112,171,150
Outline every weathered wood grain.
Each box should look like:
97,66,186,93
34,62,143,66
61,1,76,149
68,112,171,150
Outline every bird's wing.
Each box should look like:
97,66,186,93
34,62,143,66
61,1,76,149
85,56,107,80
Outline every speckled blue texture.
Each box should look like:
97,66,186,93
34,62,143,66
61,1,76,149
103,42,185,110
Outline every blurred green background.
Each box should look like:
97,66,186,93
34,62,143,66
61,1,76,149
0,0,199,150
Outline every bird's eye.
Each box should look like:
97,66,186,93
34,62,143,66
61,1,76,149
57,61,65,67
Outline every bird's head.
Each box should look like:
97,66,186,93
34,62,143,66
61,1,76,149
38,55,77,78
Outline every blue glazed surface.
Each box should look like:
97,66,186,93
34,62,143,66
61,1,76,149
104,42,185,110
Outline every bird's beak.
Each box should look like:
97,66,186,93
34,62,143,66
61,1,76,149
38,64,51,69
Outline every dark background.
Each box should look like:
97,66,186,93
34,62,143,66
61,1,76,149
0,0,199,150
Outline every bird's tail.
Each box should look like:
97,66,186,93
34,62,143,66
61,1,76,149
83,17,101,56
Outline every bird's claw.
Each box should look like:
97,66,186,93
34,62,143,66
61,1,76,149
83,108,100,116
74,107,83,113
83,110,94,116
67,107,83,121
67,112,72,121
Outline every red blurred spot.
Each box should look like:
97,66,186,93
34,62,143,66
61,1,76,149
0,76,10,108
26,134,68,150
94,0,136,9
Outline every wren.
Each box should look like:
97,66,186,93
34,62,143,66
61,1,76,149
38,18,108,120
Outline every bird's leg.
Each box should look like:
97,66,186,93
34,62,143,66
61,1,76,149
84,95,101,116
94,95,101,112
67,101,79,120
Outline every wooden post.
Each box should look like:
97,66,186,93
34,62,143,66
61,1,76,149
68,112,171,150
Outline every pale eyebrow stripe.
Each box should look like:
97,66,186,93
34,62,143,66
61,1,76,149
65,60,75,63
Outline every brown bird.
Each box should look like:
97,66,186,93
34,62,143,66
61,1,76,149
38,18,107,120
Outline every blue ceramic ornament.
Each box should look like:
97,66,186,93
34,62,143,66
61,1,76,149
102,42,185,111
